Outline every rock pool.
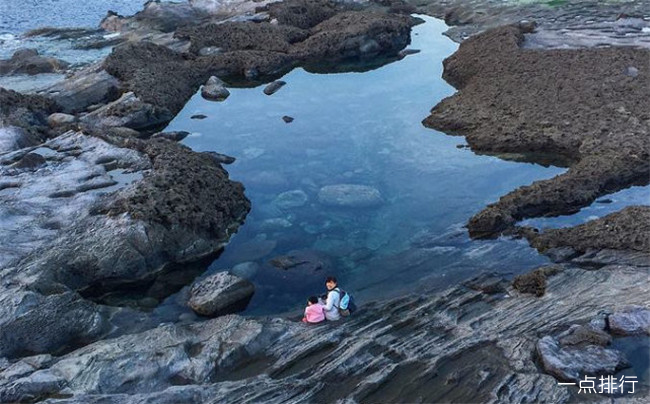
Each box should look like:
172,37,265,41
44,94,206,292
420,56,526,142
165,16,568,315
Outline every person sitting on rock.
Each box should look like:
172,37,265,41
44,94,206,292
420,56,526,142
302,296,325,324
319,276,341,321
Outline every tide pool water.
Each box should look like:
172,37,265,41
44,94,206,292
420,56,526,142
166,16,567,315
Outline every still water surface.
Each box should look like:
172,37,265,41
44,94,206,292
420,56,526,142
166,16,568,315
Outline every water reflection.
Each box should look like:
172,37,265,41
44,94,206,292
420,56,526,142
166,16,565,315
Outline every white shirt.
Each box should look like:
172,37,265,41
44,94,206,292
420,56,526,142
322,288,341,321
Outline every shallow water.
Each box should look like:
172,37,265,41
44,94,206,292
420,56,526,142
521,185,650,230
164,16,570,316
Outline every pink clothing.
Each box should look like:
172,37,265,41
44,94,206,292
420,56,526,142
302,303,325,323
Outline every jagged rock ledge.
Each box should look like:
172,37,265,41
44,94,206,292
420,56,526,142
423,23,650,239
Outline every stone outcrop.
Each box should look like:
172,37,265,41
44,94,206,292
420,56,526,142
1,263,647,403
423,24,650,238
187,272,255,316
0,88,58,149
0,131,250,359
0,49,69,76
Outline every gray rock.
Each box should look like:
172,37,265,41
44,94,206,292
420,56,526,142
318,184,383,208
263,80,286,95
398,48,421,58
201,76,230,101
274,189,308,209
187,272,255,317
41,66,120,114
608,305,650,336
202,151,236,165
282,115,294,123
80,92,173,132
0,48,69,76
536,335,629,382
47,113,76,127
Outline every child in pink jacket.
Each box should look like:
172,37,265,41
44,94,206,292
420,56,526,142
302,296,325,324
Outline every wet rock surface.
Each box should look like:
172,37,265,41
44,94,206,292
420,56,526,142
1,264,646,403
424,24,650,238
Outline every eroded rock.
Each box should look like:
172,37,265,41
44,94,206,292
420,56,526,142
188,272,255,316
423,25,650,238
201,76,230,101
0,48,69,76
536,335,628,382
608,306,650,336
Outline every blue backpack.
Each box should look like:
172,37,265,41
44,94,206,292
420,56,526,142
335,288,356,315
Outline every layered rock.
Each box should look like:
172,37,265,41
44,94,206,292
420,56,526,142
2,263,647,403
0,131,250,359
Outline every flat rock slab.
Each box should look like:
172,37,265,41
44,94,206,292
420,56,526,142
608,306,650,336
318,184,383,208
188,272,255,317
536,335,629,382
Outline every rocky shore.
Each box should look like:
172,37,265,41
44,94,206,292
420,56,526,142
423,22,650,239
1,0,648,403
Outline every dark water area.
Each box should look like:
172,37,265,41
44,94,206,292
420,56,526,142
165,16,567,316
0,0,145,35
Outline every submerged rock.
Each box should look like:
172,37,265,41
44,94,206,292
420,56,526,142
188,272,255,317
318,184,383,208
274,189,308,209
201,76,230,101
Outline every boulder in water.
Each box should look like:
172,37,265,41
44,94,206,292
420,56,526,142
187,272,255,317
263,80,286,95
201,76,230,101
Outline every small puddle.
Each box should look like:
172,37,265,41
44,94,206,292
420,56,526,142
165,16,567,316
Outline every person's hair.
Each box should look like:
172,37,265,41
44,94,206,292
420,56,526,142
326,276,337,284
308,296,318,304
